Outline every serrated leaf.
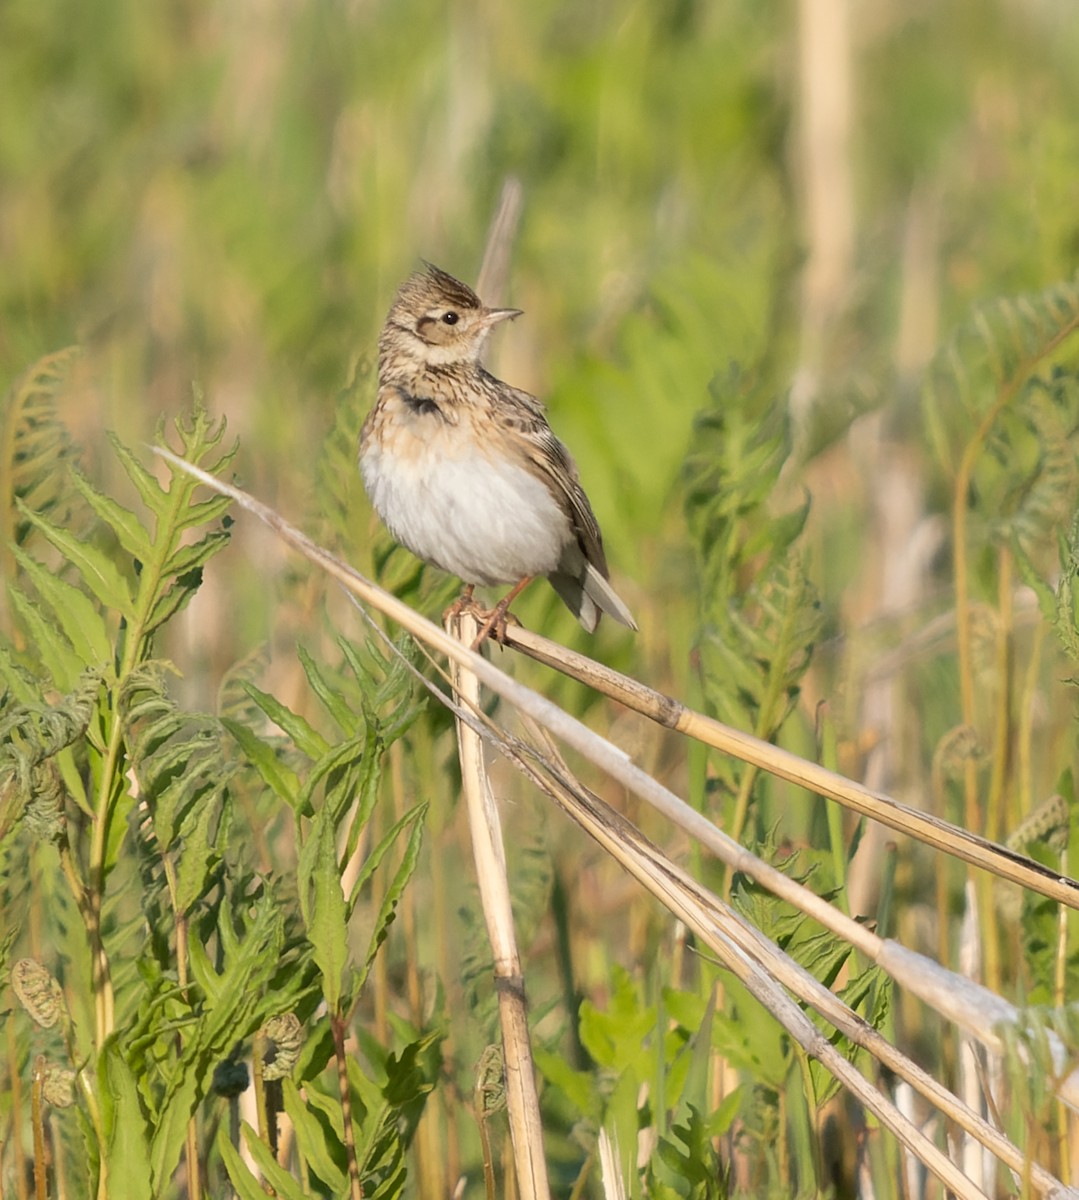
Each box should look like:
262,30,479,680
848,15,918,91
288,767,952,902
182,493,232,530
350,803,427,998
280,1078,348,1192
173,786,227,915
298,806,348,1010
17,500,134,618
221,716,301,807
9,545,111,667
241,682,330,760
70,468,152,561
108,432,166,518
217,1127,278,1200
101,1044,153,1199
6,586,84,691
297,644,356,732
144,570,205,637
240,1122,311,1200
163,529,230,579
150,1070,200,1192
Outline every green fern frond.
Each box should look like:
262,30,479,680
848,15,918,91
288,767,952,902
981,369,1079,558
0,347,85,572
1015,505,1079,664
0,669,102,844
684,368,819,799
924,276,1079,476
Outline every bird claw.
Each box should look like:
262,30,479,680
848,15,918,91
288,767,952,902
469,607,521,652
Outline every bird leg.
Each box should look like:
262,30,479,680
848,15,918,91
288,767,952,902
470,576,533,650
443,584,477,624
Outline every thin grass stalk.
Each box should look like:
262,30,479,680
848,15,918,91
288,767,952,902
950,305,1079,853
152,456,1079,1110
515,724,1067,1200
330,1014,363,1200
507,741,991,1200
6,1018,27,1200
162,851,200,1200
1055,844,1071,1187
448,610,550,1200
501,623,1079,907
30,1057,45,1200
1017,619,1046,821
158,452,1079,914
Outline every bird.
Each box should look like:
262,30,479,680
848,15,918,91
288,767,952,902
359,262,637,645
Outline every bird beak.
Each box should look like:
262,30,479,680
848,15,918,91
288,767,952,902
482,306,523,328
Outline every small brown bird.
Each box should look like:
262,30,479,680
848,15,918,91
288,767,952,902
359,263,637,641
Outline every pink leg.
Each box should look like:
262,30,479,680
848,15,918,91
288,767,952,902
470,577,533,650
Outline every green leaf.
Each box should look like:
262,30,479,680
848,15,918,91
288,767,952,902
100,1044,153,1199
217,1126,278,1200
535,1048,598,1118
163,528,231,579
241,681,330,760
10,545,112,667
298,804,349,1010
240,1122,311,1200
150,1071,201,1193
280,1077,348,1192
173,786,228,915
221,715,301,806
17,499,135,618
108,432,167,519
143,569,207,637
298,643,357,732
70,467,152,561
6,586,84,691
351,802,427,996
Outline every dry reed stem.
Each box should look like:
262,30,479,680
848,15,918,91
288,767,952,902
448,609,550,1200
500,624,1077,906
513,723,1067,1200
151,453,1079,1117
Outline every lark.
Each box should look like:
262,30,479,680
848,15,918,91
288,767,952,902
360,262,637,644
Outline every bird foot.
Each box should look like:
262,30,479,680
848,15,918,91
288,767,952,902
443,585,478,624
469,606,522,651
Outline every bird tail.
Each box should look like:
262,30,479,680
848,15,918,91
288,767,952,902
549,562,637,634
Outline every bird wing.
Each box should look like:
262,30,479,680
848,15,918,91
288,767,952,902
493,383,610,578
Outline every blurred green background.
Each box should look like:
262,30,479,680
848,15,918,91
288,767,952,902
4,0,1078,639
4,0,1079,1189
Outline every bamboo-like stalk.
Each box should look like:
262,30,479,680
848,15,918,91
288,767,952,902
448,609,550,1200
150,455,1079,1119
500,624,1079,907
507,722,1067,1200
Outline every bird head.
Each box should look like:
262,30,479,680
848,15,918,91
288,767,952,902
380,262,522,368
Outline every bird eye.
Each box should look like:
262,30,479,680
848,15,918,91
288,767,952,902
441,311,459,325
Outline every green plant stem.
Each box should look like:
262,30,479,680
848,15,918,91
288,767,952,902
7,1015,28,1200
952,311,1079,838
330,1013,363,1200
819,707,850,915
252,1031,270,1153
86,456,205,1049
1054,847,1070,1187
477,1108,496,1200
161,851,200,1200
1017,620,1046,820
986,547,1014,846
30,1057,46,1200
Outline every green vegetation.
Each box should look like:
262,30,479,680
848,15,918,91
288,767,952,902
3,0,1079,1196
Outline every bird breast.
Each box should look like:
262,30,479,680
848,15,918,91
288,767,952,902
360,401,572,587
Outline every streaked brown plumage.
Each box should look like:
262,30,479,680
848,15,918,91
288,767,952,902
359,263,636,637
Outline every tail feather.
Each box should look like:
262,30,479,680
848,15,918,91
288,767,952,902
548,560,637,633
